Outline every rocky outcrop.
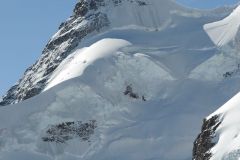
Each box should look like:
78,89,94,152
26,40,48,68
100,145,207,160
42,120,97,143
124,85,146,101
193,115,221,160
0,0,110,106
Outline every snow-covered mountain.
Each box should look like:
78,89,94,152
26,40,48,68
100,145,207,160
193,6,240,160
0,0,231,106
1,0,240,160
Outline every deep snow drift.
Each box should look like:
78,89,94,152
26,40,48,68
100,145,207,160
1,0,240,160
44,39,132,91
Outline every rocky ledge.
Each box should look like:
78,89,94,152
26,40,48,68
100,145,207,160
193,115,221,160
42,120,97,143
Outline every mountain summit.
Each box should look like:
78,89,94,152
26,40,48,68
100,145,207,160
0,0,190,106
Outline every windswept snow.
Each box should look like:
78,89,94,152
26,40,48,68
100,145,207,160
204,5,240,47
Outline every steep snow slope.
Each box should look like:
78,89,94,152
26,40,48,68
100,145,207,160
190,5,240,82
208,93,240,160
44,39,132,91
204,5,240,47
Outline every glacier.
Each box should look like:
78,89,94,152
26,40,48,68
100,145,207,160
1,0,240,160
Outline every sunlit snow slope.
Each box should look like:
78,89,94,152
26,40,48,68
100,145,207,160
206,92,240,160
44,39,132,91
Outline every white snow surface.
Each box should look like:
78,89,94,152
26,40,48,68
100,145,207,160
1,27,240,159
44,39,132,91
207,92,240,160
2,1,240,160
204,5,240,47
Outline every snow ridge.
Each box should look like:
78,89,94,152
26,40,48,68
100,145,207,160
44,39,131,91
204,5,240,47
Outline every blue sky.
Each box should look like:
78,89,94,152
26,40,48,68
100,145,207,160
0,0,239,96
0,1,77,96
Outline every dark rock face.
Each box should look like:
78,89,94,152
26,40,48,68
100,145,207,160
0,84,18,106
42,120,97,143
73,0,105,16
124,85,146,101
0,0,110,106
193,115,221,160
